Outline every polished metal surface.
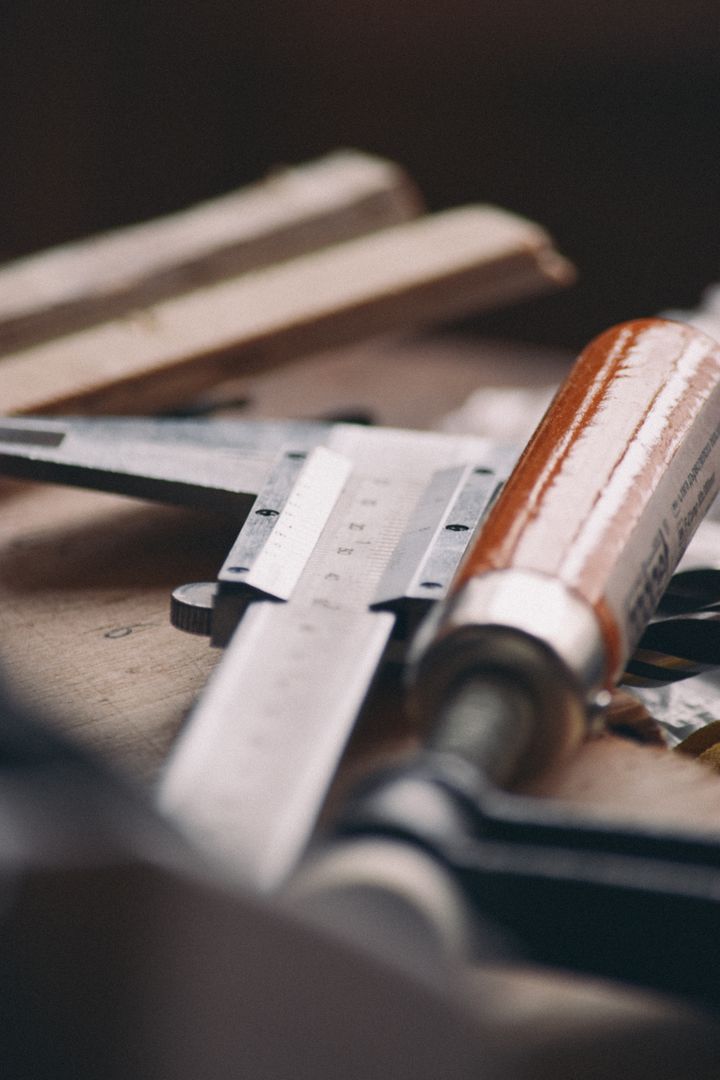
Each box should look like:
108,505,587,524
408,569,607,781
159,602,396,891
158,423,514,888
218,446,352,602
423,569,606,696
0,414,515,889
0,415,327,514
372,462,502,634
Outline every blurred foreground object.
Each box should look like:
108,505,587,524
0,679,497,1080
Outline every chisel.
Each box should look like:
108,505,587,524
290,317,720,1004
409,317,720,785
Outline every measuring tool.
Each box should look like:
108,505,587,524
0,412,515,890
2,319,720,896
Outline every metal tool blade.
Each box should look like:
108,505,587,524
372,462,502,639
211,445,354,642
0,416,328,515
159,602,395,892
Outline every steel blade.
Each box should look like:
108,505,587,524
0,416,328,514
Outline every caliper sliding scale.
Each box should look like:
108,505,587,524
0,415,516,890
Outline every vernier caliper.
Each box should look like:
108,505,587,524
0,412,515,888
2,316,720,906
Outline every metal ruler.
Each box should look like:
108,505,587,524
0,417,515,890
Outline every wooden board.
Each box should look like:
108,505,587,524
0,150,421,353
0,206,572,416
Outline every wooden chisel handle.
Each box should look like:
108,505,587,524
411,318,720,781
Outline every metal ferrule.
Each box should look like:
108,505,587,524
408,570,607,779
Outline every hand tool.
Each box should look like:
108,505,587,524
5,315,720,1031
0,412,516,890
2,318,720,902
289,317,720,1011
408,316,720,783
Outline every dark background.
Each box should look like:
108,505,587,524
1,1,719,347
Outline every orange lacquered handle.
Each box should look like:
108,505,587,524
454,318,720,682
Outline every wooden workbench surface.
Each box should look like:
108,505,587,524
2,336,720,1075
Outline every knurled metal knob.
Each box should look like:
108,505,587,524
170,582,217,636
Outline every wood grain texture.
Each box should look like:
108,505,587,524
0,150,421,354
0,207,573,416
0,480,237,781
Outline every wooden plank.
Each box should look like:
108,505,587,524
0,206,574,416
0,150,422,354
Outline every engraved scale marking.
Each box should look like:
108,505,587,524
0,414,517,890
159,426,516,890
